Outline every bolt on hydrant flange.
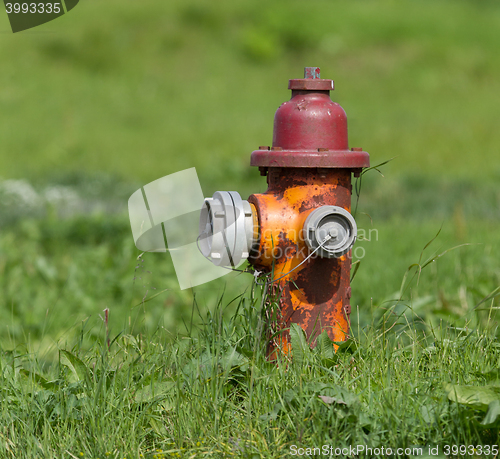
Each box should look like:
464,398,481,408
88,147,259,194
199,67,369,357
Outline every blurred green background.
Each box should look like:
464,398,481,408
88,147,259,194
0,0,499,352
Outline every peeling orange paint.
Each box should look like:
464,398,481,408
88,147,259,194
249,168,352,357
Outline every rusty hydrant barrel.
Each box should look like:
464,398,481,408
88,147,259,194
249,67,370,356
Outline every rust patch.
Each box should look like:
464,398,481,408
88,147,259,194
291,258,339,304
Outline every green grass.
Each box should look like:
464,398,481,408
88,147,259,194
1,207,499,457
2,276,500,458
1,0,500,456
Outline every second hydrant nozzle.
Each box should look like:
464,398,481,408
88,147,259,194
303,206,357,258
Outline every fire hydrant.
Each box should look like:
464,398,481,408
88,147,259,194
199,67,370,355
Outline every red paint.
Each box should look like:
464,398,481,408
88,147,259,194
251,69,368,169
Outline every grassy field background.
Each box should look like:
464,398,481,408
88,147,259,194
0,0,499,457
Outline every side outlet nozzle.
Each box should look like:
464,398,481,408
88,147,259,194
303,206,357,258
199,191,255,267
